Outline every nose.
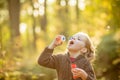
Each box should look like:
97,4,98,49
70,37,76,40
69,37,75,40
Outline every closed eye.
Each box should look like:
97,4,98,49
77,36,83,41
78,38,81,41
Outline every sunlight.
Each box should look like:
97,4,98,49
39,6,44,16
20,0,25,3
38,0,55,4
68,0,76,6
47,0,55,4
78,0,85,10
60,0,66,6
27,7,33,15
33,10,39,17
38,0,44,4
19,23,27,34
106,25,110,31
34,2,39,8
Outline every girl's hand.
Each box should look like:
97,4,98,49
48,35,65,49
71,68,88,80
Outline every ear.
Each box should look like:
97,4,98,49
80,48,87,53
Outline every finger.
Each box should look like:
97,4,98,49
72,69,81,74
74,68,83,73
55,42,62,46
73,72,80,76
71,69,78,73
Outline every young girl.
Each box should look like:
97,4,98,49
38,32,96,80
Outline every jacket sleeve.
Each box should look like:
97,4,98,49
84,61,96,80
38,47,59,69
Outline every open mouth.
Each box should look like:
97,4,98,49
69,41,74,45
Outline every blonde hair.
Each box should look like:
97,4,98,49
74,32,95,61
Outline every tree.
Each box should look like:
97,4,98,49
76,0,79,19
8,0,20,38
40,0,47,31
30,0,37,49
95,0,120,80
96,32,120,80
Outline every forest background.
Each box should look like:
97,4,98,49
0,0,120,80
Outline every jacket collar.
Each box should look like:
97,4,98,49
65,52,85,63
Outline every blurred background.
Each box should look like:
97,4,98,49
0,0,120,80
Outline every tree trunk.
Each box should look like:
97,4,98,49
65,0,69,13
30,0,37,50
76,0,79,19
56,0,61,5
8,0,21,54
8,0,20,38
41,0,47,31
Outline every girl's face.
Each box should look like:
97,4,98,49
67,33,87,52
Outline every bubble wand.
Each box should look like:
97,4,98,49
71,63,77,79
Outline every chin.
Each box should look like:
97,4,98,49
67,47,74,51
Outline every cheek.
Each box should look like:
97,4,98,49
72,43,81,50
76,42,85,48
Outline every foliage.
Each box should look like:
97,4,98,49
95,30,120,80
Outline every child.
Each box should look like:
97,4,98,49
38,32,96,80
